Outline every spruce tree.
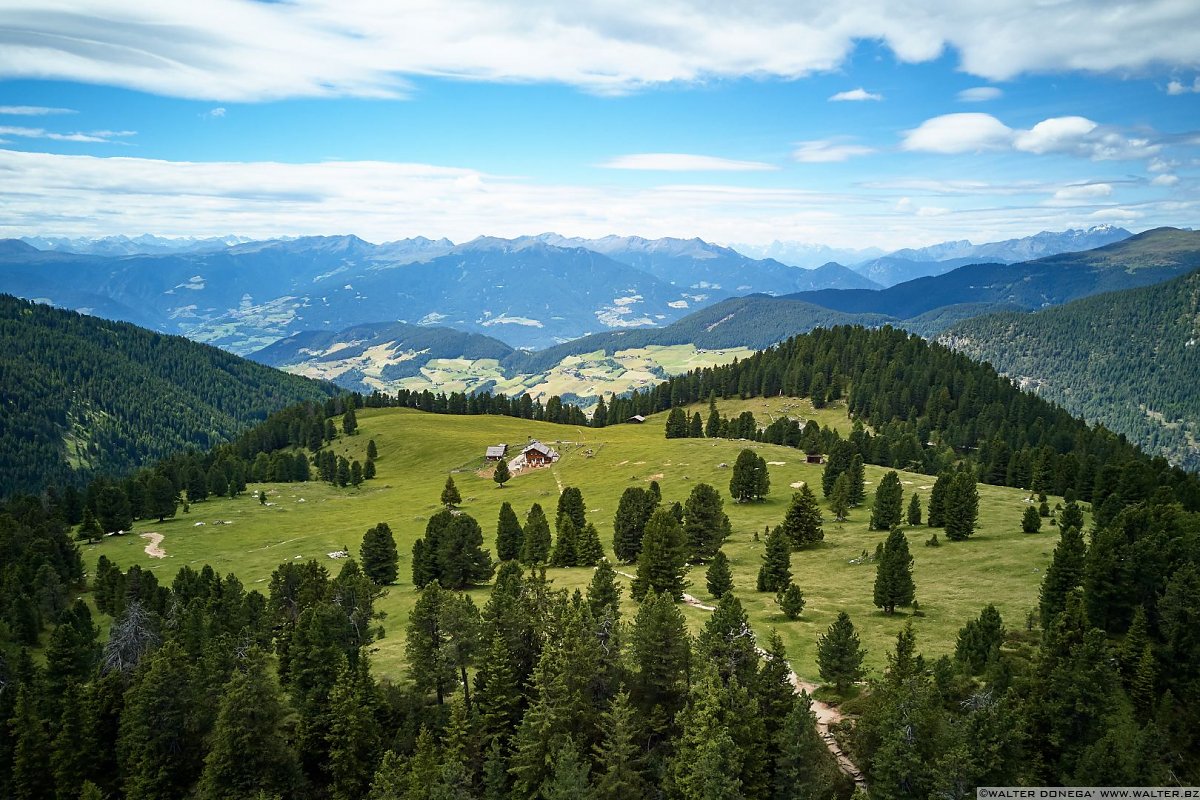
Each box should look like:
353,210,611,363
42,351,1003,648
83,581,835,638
10,686,53,800
629,590,691,737
1059,500,1085,533
670,675,744,800
587,560,622,620
520,503,552,565
495,502,523,562
342,405,357,435
665,406,689,438
593,692,647,800
576,523,604,566
847,454,866,506
705,550,734,598
775,694,843,798
550,517,579,567
1039,525,1087,629
592,395,609,428
730,448,766,502
870,470,904,530
556,486,587,531
146,474,178,522
954,604,1004,675
821,440,852,497
829,473,850,522
816,611,866,692
683,482,731,562
927,470,952,527
873,528,915,614
543,741,592,800
944,471,980,541
197,649,301,800
689,412,704,438
756,526,792,593
907,493,922,526
705,395,721,438
612,486,656,562
778,484,824,547
436,513,495,589
777,583,806,619
441,476,462,508
405,582,458,705
698,593,760,687
360,522,399,585
1022,505,1043,533
366,438,378,459
631,508,687,601
327,659,382,800
492,458,511,488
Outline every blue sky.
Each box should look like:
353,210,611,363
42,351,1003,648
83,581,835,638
0,1,1197,249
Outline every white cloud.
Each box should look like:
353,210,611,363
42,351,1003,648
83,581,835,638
901,113,1014,153
792,140,876,162
1167,78,1200,95
598,153,776,171
1152,174,1180,186
0,105,75,116
204,107,227,119
829,88,882,102
0,1,1198,100
903,113,1163,161
0,126,135,143
1049,183,1113,204
956,86,1002,102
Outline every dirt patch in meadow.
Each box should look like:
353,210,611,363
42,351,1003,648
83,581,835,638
141,532,166,558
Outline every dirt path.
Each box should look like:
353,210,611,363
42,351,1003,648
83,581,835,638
140,532,166,558
610,567,865,787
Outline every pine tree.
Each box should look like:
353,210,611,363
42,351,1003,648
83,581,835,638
342,405,357,435
146,474,178,522
436,513,495,590
612,486,656,562
543,741,592,800
730,448,768,502
197,649,301,800
96,484,133,533
778,484,824,547
944,471,980,541
829,473,851,522
670,675,744,800
777,583,806,619
873,528,915,614
706,550,734,598
1038,525,1087,630
405,582,458,705
550,517,579,567
367,438,378,460
359,522,399,585
441,476,462,508
870,470,904,531
592,395,609,428
474,633,521,752
817,611,866,692
1059,500,1085,533
495,502,523,562
848,454,866,506
631,508,687,601
821,440,853,497
705,396,721,438
10,686,53,800
629,590,691,737
1022,505,1042,533
587,560,622,619
665,407,689,438
907,493,922,526
683,482,732,562
954,605,1004,675
757,526,792,592
368,749,406,800
927,470,951,527
593,692,647,800
576,523,604,566
689,412,704,438
697,593,760,687
556,487,587,531
520,503,552,565
335,456,351,487
774,694,843,799
492,458,511,488
327,659,382,800
76,506,102,543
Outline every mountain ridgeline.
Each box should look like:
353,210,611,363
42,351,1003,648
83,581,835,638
0,295,339,497
942,267,1200,470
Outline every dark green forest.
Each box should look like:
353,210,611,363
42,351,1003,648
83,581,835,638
0,295,340,497
942,268,1200,470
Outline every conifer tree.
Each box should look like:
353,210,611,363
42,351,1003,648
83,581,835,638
705,395,721,438
492,457,511,488
629,590,691,737
870,470,904,530
367,750,406,800
360,522,399,585
10,686,53,800
576,523,604,566
873,528,915,615
730,448,769,502
927,470,952,527
778,484,824,547
543,741,592,800
777,583,806,619
495,502,523,562
335,456,351,487
697,593,759,687
612,486,657,562
146,474,178,522
328,659,382,800
587,560,622,619
683,482,732,562
436,513,495,589
817,611,866,692
689,412,704,438
848,454,866,506
907,493,922,527
342,405,357,435
774,694,843,798
1038,524,1088,630
705,550,734,598
665,406,689,438
550,517,579,567
670,675,744,800
1022,504,1043,533
592,395,609,428
405,582,458,705
829,473,851,522
366,438,378,459
197,649,301,800
350,459,363,486
821,440,853,497
77,506,102,543
593,692,647,800
631,508,688,601
441,476,462,508
556,486,587,531
944,471,980,541
954,604,1004,675
51,683,89,800
520,503,552,565
757,525,792,592
1059,500,1085,533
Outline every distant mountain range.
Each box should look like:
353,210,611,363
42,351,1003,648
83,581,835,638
941,266,1200,470
0,231,880,351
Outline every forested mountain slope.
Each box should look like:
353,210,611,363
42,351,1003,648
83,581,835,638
941,268,1200,470
0,295,338,497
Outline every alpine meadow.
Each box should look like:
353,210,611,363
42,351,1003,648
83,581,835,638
3,3,1200,799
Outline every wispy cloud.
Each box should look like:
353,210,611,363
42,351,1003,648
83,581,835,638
0,126,136,144
829,87,882,102
792,140,876,163
203,107,227,119
0,2,1198,100
1167,78,1200,95
956,87,1002,102
0,105,76,116
598,153,776,172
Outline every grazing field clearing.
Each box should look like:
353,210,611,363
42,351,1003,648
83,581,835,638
83,399,1070,683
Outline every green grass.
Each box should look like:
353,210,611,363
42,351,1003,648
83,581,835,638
82,401,1072,685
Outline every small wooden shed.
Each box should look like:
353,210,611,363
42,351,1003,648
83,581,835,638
805,452,824,464
485,444,509,461
628,415,646,424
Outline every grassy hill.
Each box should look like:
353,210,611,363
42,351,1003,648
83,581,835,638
0,294,339,497
942,267,1200,470
81,399,1073,684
